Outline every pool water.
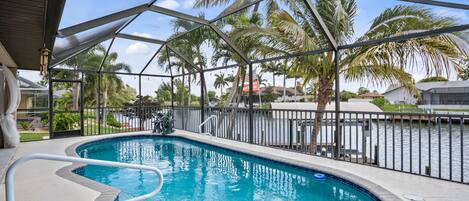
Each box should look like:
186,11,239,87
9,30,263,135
75,136,378,201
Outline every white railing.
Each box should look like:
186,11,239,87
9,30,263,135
199,115,218,137
5,153,164,201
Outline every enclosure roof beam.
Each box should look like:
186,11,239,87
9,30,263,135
116,33,165,45
209,24,250,64
166,46,174,77
173,71,196,78
140,45,166,74
252,48,333,64
115,0,159,34
399,0,469,10
97,37,116,72
165,0,264,45
338,24,469,50
174,49,334,76
202,64,239,73
209,0,265,23
51,67,172,77
166,44,202,72
57,4,147,38
49,33,115,69
148,5,210,25
303,0,338,50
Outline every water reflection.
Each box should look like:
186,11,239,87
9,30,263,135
77,137,377,201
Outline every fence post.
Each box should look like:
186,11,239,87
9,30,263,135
138,74,142,131
200,71,205,133
289,119,293,149
374,144,379,165
170,76,175,108
334,50,341,159
248,63,254,144
80,72,84,136
97,72,101,135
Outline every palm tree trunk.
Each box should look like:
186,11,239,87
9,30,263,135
254,2,260,12
188,75,192,106
272,73,276,87
181,68,185,106
294,77,297,102
72,83,80,110
202,76,208,105
219,67,245,139
283,74,287,102
311,77,333,154
185,74,192,129
95,89,99,123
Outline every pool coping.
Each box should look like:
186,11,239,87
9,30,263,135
58,132,402,201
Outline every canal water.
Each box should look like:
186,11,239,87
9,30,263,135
169,109,469,183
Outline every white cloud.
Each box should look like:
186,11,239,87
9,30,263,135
131,32,153,38
182,0,195,9
126,42,149,55
156,0,180,10
434,9,468,21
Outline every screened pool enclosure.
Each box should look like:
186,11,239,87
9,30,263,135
46,0,469,184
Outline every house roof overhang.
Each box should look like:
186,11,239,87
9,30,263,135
0,0,65,70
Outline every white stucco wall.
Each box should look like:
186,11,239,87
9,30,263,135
418,104,469,110
383,88,417,104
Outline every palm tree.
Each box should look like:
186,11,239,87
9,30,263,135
170,17,213,106
59,45,106,110
157,46,190,106
209,12,264,137
198,0,469,151
158,17,215,129
256,1,466,150
260,61,277,87
256,72,268,105
214,73,229,96
260,60,289,101
48,45,132,127
98,51,131,126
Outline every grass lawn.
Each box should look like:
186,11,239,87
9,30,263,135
381,104,422,112
83,123,139,135
20,132,49,142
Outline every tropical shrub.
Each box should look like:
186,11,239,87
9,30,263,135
340,90,358,101
39,112,49,126
419,76,448,83
371,97,388,109
19,121,31,130
106,113,122,128
53,113,80,131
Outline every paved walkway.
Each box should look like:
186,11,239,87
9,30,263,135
0,131,468,201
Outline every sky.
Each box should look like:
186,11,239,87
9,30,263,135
19,0,469,97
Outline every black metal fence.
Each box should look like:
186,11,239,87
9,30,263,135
83,106,172,135
34,105,468,184
169,106,468,184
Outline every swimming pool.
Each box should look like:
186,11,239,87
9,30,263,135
74,136,379,201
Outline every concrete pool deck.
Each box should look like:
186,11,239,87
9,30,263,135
0,130,468,201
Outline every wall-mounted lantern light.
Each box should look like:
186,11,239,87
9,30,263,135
39,44,50,75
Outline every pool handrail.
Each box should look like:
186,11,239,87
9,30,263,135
199,115,218,137
5,153,164,201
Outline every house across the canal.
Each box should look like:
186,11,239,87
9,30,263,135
383,80,469,110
